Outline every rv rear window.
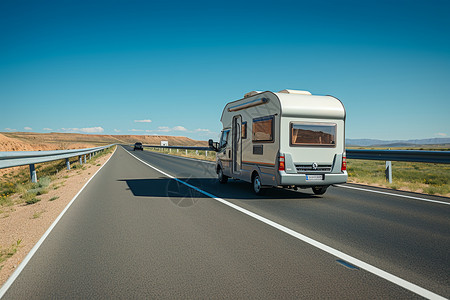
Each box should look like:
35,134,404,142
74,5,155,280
253,115,274,143
291,123,336,147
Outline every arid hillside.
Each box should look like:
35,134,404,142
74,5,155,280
0,132,206,152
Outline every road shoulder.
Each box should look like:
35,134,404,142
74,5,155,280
0,148,115,287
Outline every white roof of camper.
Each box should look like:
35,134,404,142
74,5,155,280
222,89,345,120
275,90,345,119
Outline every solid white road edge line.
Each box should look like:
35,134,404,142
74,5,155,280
125,148,445,300
336,184,450,206
0,146,118,299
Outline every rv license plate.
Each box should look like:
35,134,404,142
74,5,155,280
306,175,324,181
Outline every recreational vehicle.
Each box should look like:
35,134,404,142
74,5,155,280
209,89,347,195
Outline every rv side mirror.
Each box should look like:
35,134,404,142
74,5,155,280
208,139,219,152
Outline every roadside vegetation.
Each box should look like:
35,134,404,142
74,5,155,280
346,146,450,196
347,159,449,196
0,240,22,271
146,146,449,197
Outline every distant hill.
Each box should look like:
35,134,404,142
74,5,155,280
346,138,450,147
3,132,448,151
0,132,206,152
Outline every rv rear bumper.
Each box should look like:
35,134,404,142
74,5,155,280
278,172,348,186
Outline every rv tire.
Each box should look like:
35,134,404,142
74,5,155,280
252,173,264,195
312,186,328,195
218,167,228,184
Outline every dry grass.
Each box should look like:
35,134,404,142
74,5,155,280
347,159,449,197
0,240,21,270
0,147,115,212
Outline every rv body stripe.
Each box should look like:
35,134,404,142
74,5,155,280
242,161,275,167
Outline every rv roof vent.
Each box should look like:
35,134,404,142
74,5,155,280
278,89,312,95
244,91,263,98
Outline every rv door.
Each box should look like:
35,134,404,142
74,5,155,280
232,115,242,174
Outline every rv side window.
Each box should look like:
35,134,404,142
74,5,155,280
252,115,274,143
219,130,230,148
242,122,247,139
290,123,336,147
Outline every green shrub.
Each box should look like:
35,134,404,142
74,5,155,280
21,191,37,202
37,176,51,188
25,197,40,205
0,240,21,262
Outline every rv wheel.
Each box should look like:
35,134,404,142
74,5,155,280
312,186,328,195
252,174,264,195
218,167,228,184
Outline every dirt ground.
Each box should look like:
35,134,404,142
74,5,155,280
0,149,115,287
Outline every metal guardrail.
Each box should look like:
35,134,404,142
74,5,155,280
0,144,115,182
142,145,450,164
346,149,450,164
143,145,449,184
346,149,450,183
141,145,210,151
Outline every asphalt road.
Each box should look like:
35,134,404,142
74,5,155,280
2,146,449,299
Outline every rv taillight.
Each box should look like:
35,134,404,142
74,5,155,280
279,155,285,171
341,155,347,171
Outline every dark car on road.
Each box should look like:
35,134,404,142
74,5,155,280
133,142,143,151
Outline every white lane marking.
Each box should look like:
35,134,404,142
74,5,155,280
0,147,117,299
125,148,445,300
141,148,215,164
336,184,450,206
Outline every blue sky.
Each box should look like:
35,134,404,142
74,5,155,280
1,0,449,141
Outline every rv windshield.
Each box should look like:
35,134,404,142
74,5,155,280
291,123,336,146
219,130,230,149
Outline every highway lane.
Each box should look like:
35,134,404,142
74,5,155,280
1,146,448,298
125,146,450,297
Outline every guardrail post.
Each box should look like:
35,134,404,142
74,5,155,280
196,150,199,155
385,161,392,183
66,158,70,170
206,150,208,157
89,153,92,160
177,149,179,153
79,156,83,165
84,155,87,164
169,148,171,153
29,164,37,183
185,149,188,155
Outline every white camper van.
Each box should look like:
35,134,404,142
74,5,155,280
209,89,347,195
